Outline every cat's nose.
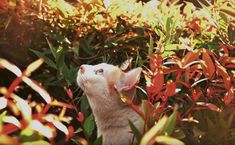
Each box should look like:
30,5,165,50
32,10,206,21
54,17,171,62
79,65,85,74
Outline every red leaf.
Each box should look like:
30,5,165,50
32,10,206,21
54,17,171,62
64,87,73,99
152,70,164,94
224,86,235,105
150,54,163,72
196,102,221,112
165,80,176,97
187,18,201,34
181,50,200,68
191,89,202,102
202,50,215,78
216,61,231,90
77,112,84,122
66,126,74,141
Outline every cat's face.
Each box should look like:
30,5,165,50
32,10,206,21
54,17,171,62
77,63,142,102
77,63,121,96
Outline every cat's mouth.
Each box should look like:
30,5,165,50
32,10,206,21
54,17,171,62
77,74,88,91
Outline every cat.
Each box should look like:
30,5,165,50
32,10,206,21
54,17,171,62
76,63,143,145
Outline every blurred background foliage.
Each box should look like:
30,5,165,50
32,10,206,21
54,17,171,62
0,0,235,145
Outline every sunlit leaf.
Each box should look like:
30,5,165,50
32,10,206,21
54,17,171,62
161,109,177,136
120,57,133,71
2,116,21,128
218,5,235,18
22,77,52,103
0,58,22,76
52,120,69,135
155,135,185,145
24,58,44,76
48,0,78,18
12,94,32,122
0,97,7,110
140,116,168,145
30,120,54,138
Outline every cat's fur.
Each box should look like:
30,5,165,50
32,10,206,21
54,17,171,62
76,63,143,145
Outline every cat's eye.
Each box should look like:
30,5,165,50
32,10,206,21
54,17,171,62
95,69,104,75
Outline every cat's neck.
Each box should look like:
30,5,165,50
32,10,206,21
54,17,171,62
86,90,140,130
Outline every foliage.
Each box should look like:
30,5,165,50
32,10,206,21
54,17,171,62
0,58,77,145
0,0,235,145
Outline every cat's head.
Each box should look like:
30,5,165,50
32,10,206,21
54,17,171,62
76,63,142,104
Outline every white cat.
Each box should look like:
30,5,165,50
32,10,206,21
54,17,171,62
76,63,143,145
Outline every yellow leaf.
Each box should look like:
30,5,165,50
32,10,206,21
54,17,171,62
155,135,185,145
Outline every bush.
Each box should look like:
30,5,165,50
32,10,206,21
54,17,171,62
0,0,235,145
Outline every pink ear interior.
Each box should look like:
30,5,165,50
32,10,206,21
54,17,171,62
116,67,142,91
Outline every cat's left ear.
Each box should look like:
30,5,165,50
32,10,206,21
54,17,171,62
116,67,142,91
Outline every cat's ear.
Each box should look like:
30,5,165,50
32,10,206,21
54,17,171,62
116,67,142,91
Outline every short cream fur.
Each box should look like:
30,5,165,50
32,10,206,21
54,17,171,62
77,63,143,145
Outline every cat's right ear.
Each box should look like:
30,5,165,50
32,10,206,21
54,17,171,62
115,67,142,91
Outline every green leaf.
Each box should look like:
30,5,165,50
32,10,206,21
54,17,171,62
80,39,94,56
0,111,7,131
161,109,177,136
30,49,56,69
83,114,95,137
148,35,154,55
70,138,82,145
128,120,142,142
19,127,43,142
172,129,186,139
22,140,51,145
46,38,56,58
93,136,103,145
